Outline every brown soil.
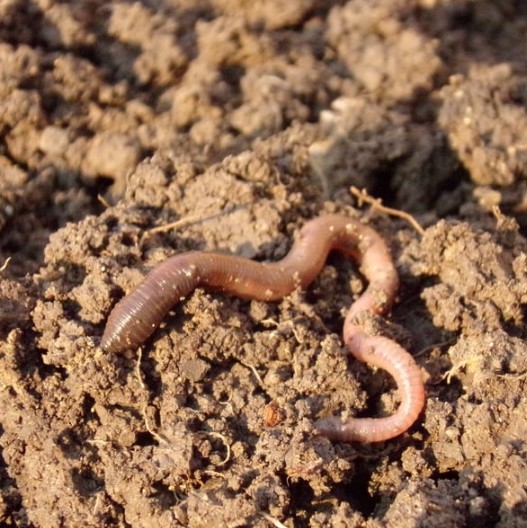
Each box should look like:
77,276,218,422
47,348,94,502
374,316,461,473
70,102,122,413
1,1,527,527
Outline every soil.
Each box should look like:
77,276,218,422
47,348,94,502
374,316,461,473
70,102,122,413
1,1,527,527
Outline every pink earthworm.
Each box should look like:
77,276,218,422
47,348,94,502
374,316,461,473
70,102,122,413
101,214,425,442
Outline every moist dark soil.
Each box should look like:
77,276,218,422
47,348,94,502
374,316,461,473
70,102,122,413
1,1,527,527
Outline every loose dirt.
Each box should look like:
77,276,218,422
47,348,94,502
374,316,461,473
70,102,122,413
1,1,527,527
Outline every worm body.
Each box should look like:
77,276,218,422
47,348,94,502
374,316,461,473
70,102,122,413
101,214,425,442
315,327,425,442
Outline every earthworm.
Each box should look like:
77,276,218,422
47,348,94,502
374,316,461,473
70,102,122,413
101,214,425,442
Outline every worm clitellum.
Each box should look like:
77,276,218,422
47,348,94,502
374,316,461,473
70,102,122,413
101,214,425,442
